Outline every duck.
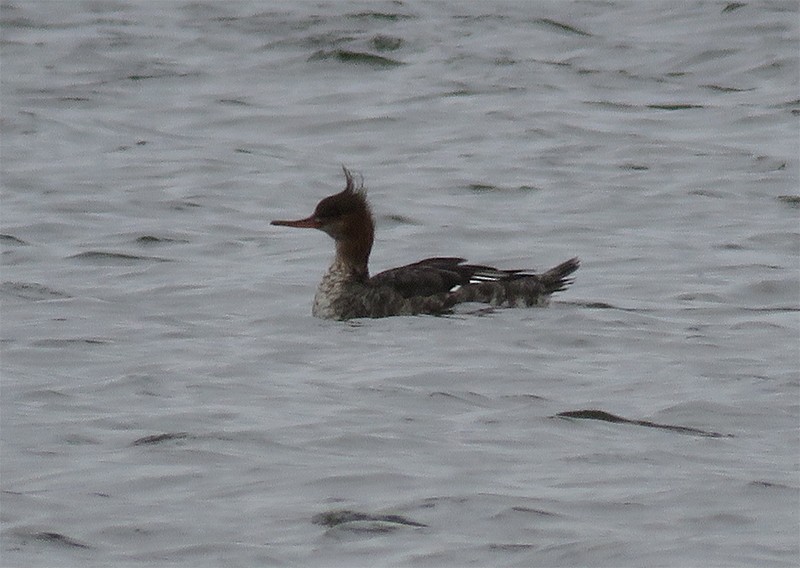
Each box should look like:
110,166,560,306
272,167,579,320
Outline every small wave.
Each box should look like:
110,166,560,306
701,84,755,93
70,251,170,264
134,235,190,245
308,49,403,68
561,300,646,312
20,531,92,550
370,34,403,52
131,432,191,446
313,509,427,531
535,18,591,37
0,281,71,300
33,338,109,347
555,409,730,438
0,233,29,245
467,183,540,193
721,2,746,13
348,11,415,22
647,103,705,110
777,195,800,208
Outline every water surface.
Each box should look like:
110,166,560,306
2,1,798,566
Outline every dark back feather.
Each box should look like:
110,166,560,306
369,257,536,299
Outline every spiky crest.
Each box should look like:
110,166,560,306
342,165,366,197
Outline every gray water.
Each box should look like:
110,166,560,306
1,1,798,566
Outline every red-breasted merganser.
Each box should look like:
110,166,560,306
272,167,579,320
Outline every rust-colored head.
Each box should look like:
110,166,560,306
272,167,375,265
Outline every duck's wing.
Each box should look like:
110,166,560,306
369,257,527,299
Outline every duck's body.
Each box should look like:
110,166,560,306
272,168,579,320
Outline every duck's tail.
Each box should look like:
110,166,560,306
540,257,580,295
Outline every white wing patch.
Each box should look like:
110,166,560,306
469,269,507,283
